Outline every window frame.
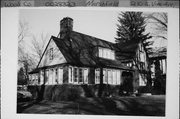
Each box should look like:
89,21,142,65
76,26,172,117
98,47,115,60
84,68,88,84
73,67,78,84
45,69,49,85
49,48,53,60
78,68,84,84
69,67,73,83
95,68,100,84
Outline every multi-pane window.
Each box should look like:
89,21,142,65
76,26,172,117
40,70,44,85
49,69,53,84
44,68,63,85
45,70,49,84
112,70,116,85
58,68,63,84
69,67,73,83
103,69,107,84
116,70,121,85
69,67,88,84
79,68,84,83
99,48,103,57
55,68,58,84
49,48,53,60
107,70,112,84
53,69,56,84
98,47,115,60
111,51,115,59
127,62,132,67
95,69,100,84
74,68,78,83
84,69,88,84
162,59,166,74
95,68,122,85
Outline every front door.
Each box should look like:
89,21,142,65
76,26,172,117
120,71,133,94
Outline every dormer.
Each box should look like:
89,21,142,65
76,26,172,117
98,47,115,60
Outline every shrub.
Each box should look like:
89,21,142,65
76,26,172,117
43,84,83,101
137,86,152,93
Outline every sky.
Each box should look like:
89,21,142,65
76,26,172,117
19,8,167,53
20,9,118,44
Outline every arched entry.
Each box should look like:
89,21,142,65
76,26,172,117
119,71,133,95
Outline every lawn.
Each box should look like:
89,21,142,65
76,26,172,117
17,95,165,116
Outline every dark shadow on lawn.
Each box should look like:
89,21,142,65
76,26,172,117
76,97,130,115
17,96,165,116
17,100,38,113
94,98,132,115
112,97,165,116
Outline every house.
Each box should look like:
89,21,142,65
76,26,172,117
115,38,151,90
28,17,149,94
149,47,167,79
149,47,167,93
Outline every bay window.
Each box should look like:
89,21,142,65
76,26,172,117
69,67,88,84
45,69,49,84
40,70,44,85
68,67,73,83
107,70,112,84
112,70,116,85
58,68,63,84
116,70,121,85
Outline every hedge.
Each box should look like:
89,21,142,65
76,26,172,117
28,84,129,101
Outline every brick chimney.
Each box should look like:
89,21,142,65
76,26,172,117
59,17,73,39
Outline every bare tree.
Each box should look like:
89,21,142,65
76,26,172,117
145,13,167,40
18,20,30,61
18,52,36,78
18,20,35,84
18,20,30,44
30,32,49,65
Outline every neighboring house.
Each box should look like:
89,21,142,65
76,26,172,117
28,17,148,93
149,47,167,93
149,47,167,79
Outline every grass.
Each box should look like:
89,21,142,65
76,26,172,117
17,95,165,116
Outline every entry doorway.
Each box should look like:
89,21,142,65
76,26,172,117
119,71,133,95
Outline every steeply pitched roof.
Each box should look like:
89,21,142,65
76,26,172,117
115,40,141,61
70,31,115,49
149,47,167,59
52,31,131,70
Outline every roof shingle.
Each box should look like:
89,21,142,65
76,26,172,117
52,31,131,70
